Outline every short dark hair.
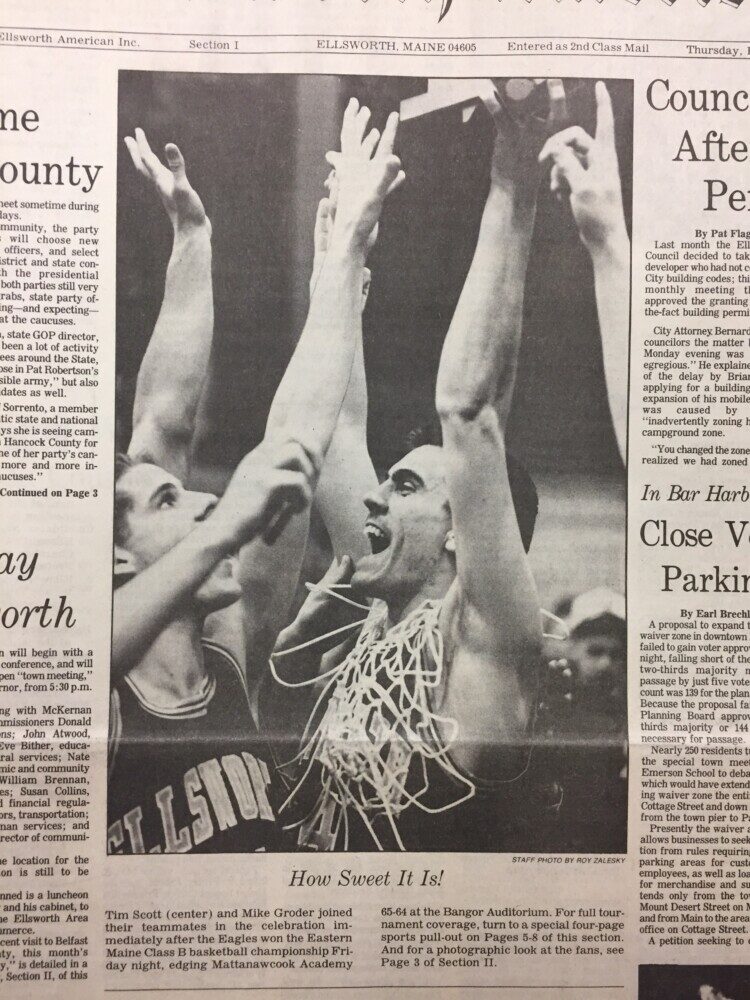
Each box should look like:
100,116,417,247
405,417,538,553
114,452,136,547
571,613,626,644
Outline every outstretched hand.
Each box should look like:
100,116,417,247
124,128,210,235
213,438,322,549
538,82,627,254
324,98,404,253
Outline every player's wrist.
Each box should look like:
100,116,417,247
586,219,629,263
198,507,246,556
324,229,369,266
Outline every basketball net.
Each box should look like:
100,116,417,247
271,586,568,852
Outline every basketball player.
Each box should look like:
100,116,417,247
108,118,404,853
537,86,630,852
272,83,568,851
120,129,215,486
539,81,629,464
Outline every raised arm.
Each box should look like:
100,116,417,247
264,101,402,450
539,82,629,464
112,439,318,675
311,114,401,560
125,129,213,481
434,86,560,777
236,100,403,668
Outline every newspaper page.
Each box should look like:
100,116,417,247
0,1,748,998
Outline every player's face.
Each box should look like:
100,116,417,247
116,463,241,611
353,445,453,603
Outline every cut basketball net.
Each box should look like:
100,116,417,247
273,598,475,851
270,584,560,851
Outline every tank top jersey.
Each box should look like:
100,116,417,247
107,641,281,854
281,602,535,853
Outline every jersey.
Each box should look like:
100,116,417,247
107,641,281,854
281,601,535,852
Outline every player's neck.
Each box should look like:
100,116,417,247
127,615,207,704
386,574,452,627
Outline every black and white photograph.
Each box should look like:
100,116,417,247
108,71,631,854
640,966,750,1000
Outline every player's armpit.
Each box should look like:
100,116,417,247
437,608,539,781
437,404,541,778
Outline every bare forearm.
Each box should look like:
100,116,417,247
315,334,376,559
237,509,311,668
436,186,536,425
237,237,367,676
590,230,629,463
130,222,213,475
112,519,234,674
266,241,366,452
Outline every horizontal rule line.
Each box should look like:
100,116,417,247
104,987,626,994
0,43,746,61
0,26,747,41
